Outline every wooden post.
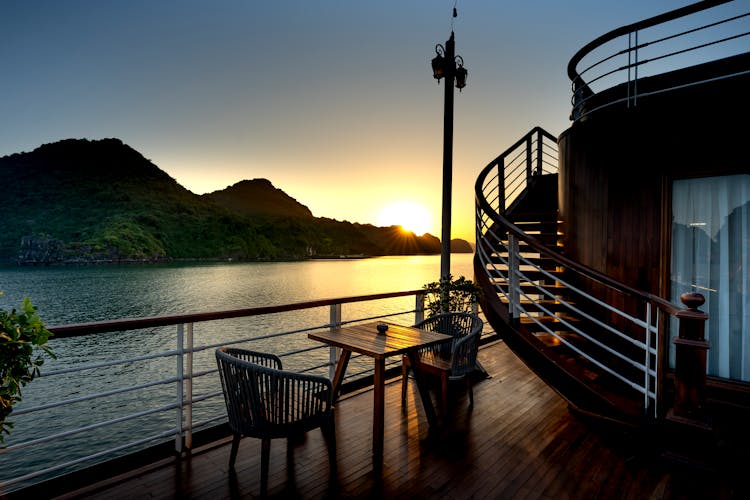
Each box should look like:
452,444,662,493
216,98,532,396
415,292,425,325
669,292,710,427
439,32,456,292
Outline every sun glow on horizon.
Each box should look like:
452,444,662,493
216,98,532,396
377,201,434,236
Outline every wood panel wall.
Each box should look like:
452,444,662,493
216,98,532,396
558,60,750,299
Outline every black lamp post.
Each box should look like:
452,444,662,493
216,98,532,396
431,31,467,310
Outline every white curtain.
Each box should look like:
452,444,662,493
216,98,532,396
671,174,750,381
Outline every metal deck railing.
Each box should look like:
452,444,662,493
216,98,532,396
568,0,750,120
1,290,456,494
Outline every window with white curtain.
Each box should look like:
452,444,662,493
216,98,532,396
671,174,750,381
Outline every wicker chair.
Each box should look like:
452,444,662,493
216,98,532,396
215,347,336,495
401,312,484,415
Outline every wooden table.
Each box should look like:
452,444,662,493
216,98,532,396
308,321,452,471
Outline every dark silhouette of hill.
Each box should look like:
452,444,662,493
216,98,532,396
204,179,313,218
450,239,473,253
2,138,471,264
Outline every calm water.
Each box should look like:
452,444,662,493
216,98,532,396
0,254,474,325
0,254,475,488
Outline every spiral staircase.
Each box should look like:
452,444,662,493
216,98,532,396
473,128,660,428
473,1,750,432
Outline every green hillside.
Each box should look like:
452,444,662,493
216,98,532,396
1,138,469,264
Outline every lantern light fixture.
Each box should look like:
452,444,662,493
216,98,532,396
430,41,468,92
431,45,446,80
455,57,467,90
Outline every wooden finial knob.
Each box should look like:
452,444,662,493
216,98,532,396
680,292,705,311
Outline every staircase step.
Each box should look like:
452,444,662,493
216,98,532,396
500,316,645,420
519,310,645,351
499,298,573,314
519,281,568,293
507,219,559,232
520,326,646,413
478,170,646,423
486,253,558,264
508,234,560,246
487,268,564,283
521,316,651,384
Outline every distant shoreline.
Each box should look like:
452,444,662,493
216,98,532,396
309,254,370,260
6,251,474,267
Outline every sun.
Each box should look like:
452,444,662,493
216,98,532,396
377,201,433,236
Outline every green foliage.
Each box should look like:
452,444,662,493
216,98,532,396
0,293,55,443
0,138,474,262
423,274,482,317
100,220,166,258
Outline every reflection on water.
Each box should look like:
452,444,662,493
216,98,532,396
0,254,474,324
0,254,475,487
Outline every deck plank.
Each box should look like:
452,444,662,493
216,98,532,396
48,339,743,500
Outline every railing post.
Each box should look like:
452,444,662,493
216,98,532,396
329,304,342,380
525,136,533,186
668,292,710,426
627,31,632,107
415,291,425,324
572,81,583,120
184,322,193,452
498,159,505,213
175,323,184,453
508,234,520,322
634,29,639,106
627,30,639,108
535,129,543,175
571,80,592,121
643,303,658,416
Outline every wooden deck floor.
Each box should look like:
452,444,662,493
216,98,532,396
50,339,741,500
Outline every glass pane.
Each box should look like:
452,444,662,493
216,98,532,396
671,174,750,381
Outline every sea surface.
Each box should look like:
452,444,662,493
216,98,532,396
0,253,474,325
0,253,476,489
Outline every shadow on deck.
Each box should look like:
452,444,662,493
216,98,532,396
46,340,741,499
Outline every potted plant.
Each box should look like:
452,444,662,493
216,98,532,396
0,293,55,444
422,274,482,317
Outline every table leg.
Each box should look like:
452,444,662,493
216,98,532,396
331,349,352,400
406,351,438,428
372,357,385,471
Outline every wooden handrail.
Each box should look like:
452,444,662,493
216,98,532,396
48,290,422,337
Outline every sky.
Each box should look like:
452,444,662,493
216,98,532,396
1,1,700,242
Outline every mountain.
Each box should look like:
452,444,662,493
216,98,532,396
450,239,473,253
1,138,472,264
204,179,313,218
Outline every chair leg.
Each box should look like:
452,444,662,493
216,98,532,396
261,438,271,496
401,357,409,403
467,377,474,408
286,437,296,478
441,372,448,416
229,433,241,469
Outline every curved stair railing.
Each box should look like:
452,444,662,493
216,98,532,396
475,127,687,422
474,0,744,426
569,0,750,120
482,127,558,215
